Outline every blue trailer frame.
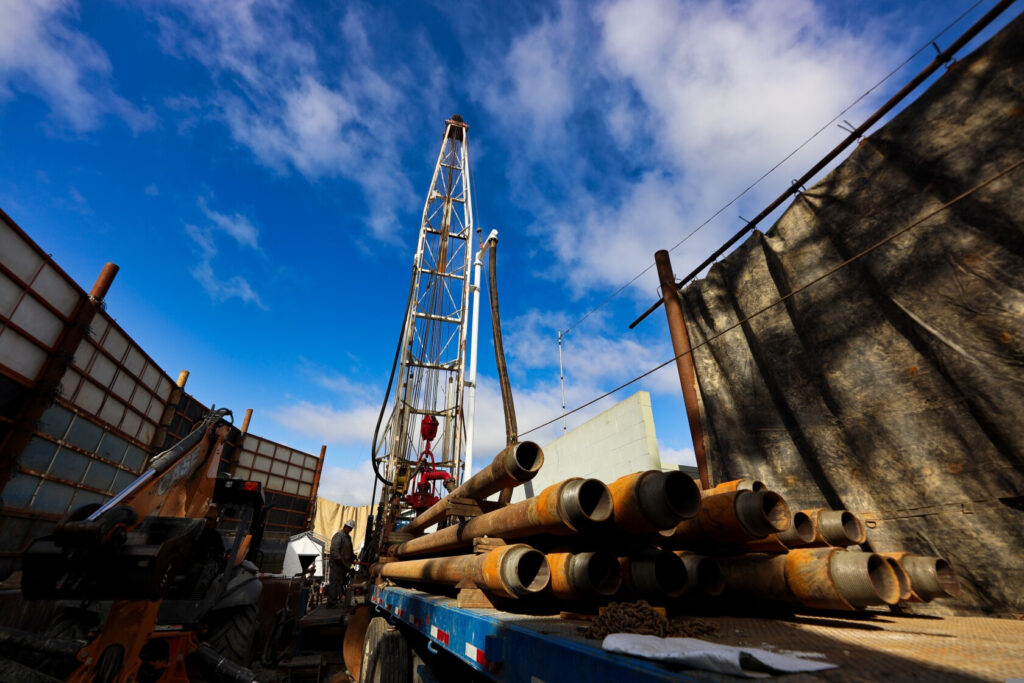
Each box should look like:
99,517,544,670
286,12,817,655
370,585,711,682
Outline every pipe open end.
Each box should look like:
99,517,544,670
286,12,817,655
789,511,816,544
741,479,767,492
903,556,962,600
562,478,613,527
885,557,913,601
639,471,700,528
574,552,622,597
832,552,899,606
503,546,550,596
934,559,962,598
737,490,791,537
654,551,688,597
819,510,866,545
695,556,725,596
509,441,544,480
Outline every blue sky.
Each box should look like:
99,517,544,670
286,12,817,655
1,0,1018,504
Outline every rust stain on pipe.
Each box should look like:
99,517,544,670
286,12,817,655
721,548,899,610
404,441,544,536
608,470,700,533
547,551,621,601
703,479,765,496
745,511,816,552
656,250,710,489
668,489,790,545
393,478,612,558
379,544,549,598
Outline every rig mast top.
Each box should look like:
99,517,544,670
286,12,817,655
374,114,474,520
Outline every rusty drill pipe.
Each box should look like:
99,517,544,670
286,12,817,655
673,551,724,596
703,478,765,497
378,544,550,598
666,489,791,545
793,509,866,547
880,553,962,601
745,511,816,553
619,547,688,599
883,556,913,601
403,442,544,536
546,551,622,601
720,548,900,610
393,478,612,558
608,470,701,533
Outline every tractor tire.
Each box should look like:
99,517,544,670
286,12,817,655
359,616,411,683
205,603,259,667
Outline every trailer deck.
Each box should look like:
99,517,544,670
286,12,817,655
372,585,1024,681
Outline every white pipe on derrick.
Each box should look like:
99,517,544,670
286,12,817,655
464,229,499,481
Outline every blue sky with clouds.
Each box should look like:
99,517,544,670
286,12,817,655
1,0,1018,504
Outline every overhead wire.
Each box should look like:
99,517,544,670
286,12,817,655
519,155,1024,438
556,0,991,339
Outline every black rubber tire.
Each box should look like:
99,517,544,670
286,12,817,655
205,603,259,667
359,616,411,683
25,607,97,678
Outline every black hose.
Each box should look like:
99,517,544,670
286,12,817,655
488,243,518,444
370,274,417,487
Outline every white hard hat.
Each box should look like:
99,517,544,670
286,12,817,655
343,519,355,530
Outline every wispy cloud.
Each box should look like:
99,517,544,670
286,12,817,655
149,0,438,242
185,198,267,308
0,0,155,133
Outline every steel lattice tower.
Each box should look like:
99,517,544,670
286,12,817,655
374,115,474,518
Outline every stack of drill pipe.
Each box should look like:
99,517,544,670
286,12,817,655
618,547,688,599
545,550,622,601
878,552,963,602
717,547,901,610
661,488,792,547
402,442,544,536
392,477,614,558
377,544,550,599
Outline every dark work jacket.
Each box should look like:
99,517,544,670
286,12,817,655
330,529,354,566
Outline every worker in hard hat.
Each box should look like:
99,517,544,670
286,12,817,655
326,519,356,608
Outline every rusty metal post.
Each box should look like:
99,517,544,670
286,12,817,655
240,408,253,434
88,263,119,300
655,250,710,489
305,444,327,529
176,370,190,389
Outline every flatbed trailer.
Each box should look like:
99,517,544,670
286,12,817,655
366,585,1024,682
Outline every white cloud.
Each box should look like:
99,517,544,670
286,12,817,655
184,199,267,308
275,399,380,445
152,0,425,242
197,196,260,250
658,442,696,467
317,460,376,506
0,0,155,133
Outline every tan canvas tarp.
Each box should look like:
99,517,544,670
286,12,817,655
312,498,373,555
676,15,1024,616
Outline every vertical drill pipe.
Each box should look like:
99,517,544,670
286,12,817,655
619,547,688,599
546,551,622,601
608,470,701,533
656,250,710,489
878,553,962,602
673,551,724,596
666,489,791,545
393,478,612,558
378,544,550,598
402,441,544,536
